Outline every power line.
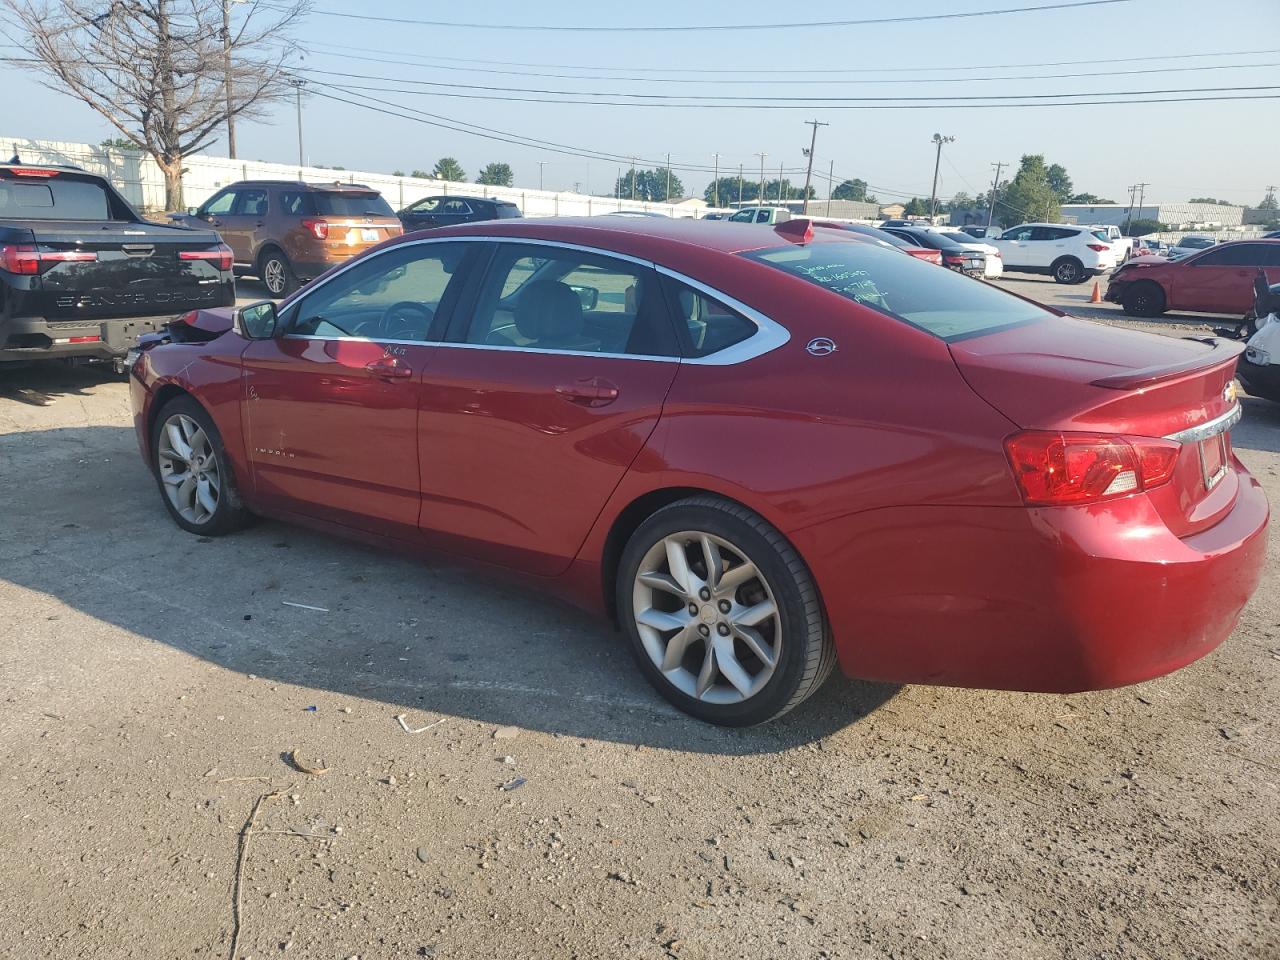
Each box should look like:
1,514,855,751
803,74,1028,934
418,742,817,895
266,0,1132,33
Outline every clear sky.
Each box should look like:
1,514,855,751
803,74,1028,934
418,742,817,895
2,0,1277,206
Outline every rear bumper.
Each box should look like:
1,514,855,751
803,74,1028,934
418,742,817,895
1238,359,1280,403
0,313,173,362
790,461,1269,693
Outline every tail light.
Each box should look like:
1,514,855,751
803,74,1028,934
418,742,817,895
1,244,96,274
179,243,233,271
5,168,59,178
943,254,966,265
302,218,329,240
1004,431,1181,506
1087,243,1111,252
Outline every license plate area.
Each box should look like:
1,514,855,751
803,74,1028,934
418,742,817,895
360,228,380,242
1199,433,1228,490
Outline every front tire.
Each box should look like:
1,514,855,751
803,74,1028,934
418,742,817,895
617,496,835,725
259,248,298,297
1052,257,1086,284
151,396,252,536
1121,280,1167,317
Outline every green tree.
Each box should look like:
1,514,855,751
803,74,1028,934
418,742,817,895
831,178,868,201
410,169,431,179
392,169,405,177
1045,163,1073,202
996,155,1060,226
703,176,758,205
1068,192,1114,204
761,178,815,201
1258,187,1279,212
904,197,929,217
476,162,515,187
432,157,466,182
946,191,974,213
99,136,140,152
1123,219,1166,237
614,167,685,202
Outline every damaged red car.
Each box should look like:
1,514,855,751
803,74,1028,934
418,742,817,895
128,217,1268,725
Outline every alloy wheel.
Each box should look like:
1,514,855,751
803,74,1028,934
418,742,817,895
157,413,220,525
1056,261,1080,283
631,531,782,704
263,258,286,294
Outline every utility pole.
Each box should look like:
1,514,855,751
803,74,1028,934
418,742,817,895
737,163,744,206
928,133,955,220
712,153,720,207
826,159,834,216
221,0,239,158
629,158,637,201
289,78,304,169
1134,182,1149,225
538,161,547,191
665,153,672,201
800,118,828,214
986,160,1005,228
777,161,784,203
1124,183,1139,230
756,153,767,206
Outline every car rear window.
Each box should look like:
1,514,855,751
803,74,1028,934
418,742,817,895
496,204,522,219
742,241,1048,341
311,191,394,217
0,175,112,219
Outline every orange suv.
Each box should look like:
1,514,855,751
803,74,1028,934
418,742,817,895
172,180,403,296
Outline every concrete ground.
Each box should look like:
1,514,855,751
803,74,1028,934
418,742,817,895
1,279,1278,960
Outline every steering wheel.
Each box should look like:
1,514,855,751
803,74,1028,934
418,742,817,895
379,301,434,340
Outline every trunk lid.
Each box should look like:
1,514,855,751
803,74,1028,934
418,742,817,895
20,219,229,321
951,316,1244,537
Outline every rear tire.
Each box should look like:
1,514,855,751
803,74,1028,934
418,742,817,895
1121,281,1167,318
150,396,253,536
617,496,835,726
1052,257,1086,284
259,247,298,297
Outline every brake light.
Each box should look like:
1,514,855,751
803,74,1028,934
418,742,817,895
1004,432,1181,506
302,218,329,240
0,244,96,274
1087,243,1110,252
179,243,233,271
5,167,59,178
943,254,966,265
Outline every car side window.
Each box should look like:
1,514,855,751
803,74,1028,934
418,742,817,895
1004,227,1034,241
755,210,771,223
202,190,236,216
461,244,679,357
662,279,758,359
1260,245,1280,267
1029,227,1059,241
279,190,309,216
411,197,441,213
441,199,472,216
1192,247,1239,266
235,189,268,217
290,243,471,341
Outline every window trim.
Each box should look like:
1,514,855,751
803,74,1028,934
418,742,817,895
272,234,790,363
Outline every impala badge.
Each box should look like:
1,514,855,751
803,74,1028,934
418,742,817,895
806,337,838,356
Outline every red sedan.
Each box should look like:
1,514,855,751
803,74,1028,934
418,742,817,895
128,218,1268,725
1106,238,1280,316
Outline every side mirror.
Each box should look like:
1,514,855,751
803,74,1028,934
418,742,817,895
569,284,599,310
187,206,200,217
235,300,279,340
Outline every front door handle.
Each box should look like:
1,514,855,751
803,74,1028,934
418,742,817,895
555,376,620,407
366,356,413,380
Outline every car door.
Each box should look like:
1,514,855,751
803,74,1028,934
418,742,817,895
995,226,1034,268
415,241,682,575
240,240,479,539
438,198,474,225
217,187,267,265
194,188,239,255
1173,245,1266,314
402,197,443,231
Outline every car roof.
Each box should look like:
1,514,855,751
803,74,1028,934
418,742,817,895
230,179,380,192
392,215,850,258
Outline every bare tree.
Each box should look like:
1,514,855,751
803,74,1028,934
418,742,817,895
4,0,308,210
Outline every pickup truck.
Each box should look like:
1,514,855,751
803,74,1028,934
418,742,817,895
1087,224,1135,261
726,206,793,224
0,162,234,367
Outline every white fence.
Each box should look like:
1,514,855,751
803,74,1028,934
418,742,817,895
1,134,713,219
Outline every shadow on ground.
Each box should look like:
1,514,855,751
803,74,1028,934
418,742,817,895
0,361,122,406
0,422,899,757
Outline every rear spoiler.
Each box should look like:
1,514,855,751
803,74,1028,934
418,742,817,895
1090,337,1245,390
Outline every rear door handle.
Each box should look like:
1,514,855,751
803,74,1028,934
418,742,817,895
366,356,413,380
555,377,619,407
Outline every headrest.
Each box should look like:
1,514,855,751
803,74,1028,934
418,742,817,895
514,281,583,342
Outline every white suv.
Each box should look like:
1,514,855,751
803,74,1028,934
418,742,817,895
990,223,1118,284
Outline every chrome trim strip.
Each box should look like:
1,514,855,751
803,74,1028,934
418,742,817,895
280,234,788,365
1164,403,1241,444
654,265,791,365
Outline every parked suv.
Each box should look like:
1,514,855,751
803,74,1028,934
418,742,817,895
398,195,521,232
990,223,1117,283
172,180,403,296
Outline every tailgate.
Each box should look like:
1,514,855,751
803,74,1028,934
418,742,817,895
951,316,1245,537
25,221,229,320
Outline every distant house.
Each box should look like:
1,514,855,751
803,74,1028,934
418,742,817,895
671,196,708,212
878,203,906,220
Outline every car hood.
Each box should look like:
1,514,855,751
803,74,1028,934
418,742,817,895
173,305,236,335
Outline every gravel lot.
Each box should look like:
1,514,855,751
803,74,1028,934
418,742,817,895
2,282,1278,960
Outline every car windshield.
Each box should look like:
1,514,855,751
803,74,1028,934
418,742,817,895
0,175,111,219
742,240,1047,341
939,232,976,245
1180,236,1215,249
312,191,395,217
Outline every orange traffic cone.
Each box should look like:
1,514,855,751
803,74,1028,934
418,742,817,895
1090,281,1102,304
